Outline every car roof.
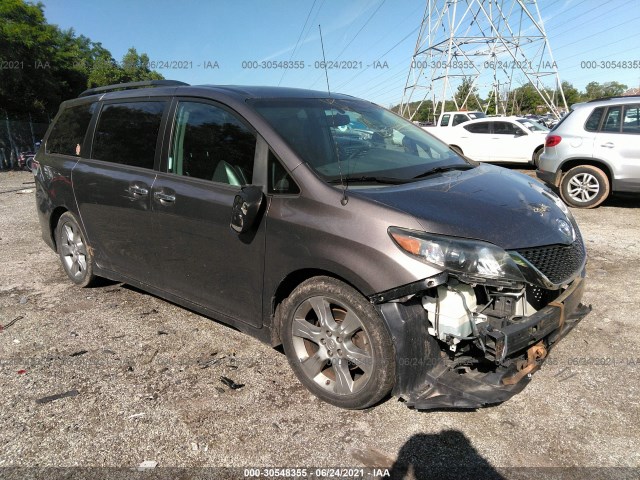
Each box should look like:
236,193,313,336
573,95,640,110
62,83,359,110
79,83,355,101
458,117,516,124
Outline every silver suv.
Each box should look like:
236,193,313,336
537,96,640,208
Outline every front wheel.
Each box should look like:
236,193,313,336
281,277,395,409
560,165,610,208
56,212,96,287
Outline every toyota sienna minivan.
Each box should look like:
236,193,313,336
34,80,591,410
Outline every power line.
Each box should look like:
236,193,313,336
278,0,318,86
334,24,420,91
334,0,386,60
306,0,387,89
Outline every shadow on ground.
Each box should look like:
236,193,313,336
389,430,504,480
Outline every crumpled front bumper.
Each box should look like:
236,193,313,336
376,273,591,410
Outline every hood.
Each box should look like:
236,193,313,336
350,164,577,250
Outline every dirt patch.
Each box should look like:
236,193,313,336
0,169,639,472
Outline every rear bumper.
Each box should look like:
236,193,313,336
376,273,590,410
536,168,561,187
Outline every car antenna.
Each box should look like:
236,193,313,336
319,24,348,206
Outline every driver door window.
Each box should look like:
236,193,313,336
169,102,256,185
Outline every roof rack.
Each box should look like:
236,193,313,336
587,94,640,103
79,80,190,98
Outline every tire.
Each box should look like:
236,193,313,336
450,145,463,156
280,276,395,409
560,165,610,208
55,212,96,287
25,158,34,172
532,148,542,168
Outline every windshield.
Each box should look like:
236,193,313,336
516,119,550,132
250,98,470,183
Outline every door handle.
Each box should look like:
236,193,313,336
601,142,615,148
129,185,149,196
154,191,176,203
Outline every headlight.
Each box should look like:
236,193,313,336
389,227,525,283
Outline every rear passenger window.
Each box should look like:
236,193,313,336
622,105,640,134
493,122,519,135
169,102,256,186
464,122,490,133
46,103,95,156
602,107,621,133
92,101,166,169
585,107,604,132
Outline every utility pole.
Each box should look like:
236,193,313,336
4,110,17,169
399,0,567,121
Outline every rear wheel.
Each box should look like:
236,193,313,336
560,165,610,208
532,148,542,168
56,212,96,287
281,277,395,409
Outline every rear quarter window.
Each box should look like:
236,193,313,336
584,107,604,132
92,101,166,169
46,103,96,156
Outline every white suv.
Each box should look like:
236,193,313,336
537,96,640,208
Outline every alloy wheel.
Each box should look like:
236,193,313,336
290,296,373,396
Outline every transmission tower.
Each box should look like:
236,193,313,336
399,0,567,121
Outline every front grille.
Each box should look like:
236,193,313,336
516,230,586,285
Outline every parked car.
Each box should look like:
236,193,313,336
434,117,548,165
537,95,640,208
18,151,36,171
433,111,486,127
34,80,590,410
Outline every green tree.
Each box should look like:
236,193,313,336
455,78,481,110
0,0,163,118
509,83,541,115
561,81,581,107
601,81,627,97
584,81,604,101
119,47,163,83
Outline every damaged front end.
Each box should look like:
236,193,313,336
372,226,591,410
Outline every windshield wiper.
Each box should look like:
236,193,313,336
328,175,408,185
413,164,474,179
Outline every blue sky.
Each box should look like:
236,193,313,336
40,0,640,107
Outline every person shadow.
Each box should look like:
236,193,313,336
389,429,505,480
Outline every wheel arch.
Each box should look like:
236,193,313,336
49,206,69,250
533,144,544,158
269,268,370,347
559,158,613,186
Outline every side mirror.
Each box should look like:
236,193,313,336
230,185,264,234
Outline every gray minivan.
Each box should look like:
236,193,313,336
34,80,590,410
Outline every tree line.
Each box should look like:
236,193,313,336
396,79,629,122
0,0,163,123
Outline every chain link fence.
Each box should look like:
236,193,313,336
0,112,51,170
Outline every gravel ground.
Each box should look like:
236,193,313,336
0,169,639,478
